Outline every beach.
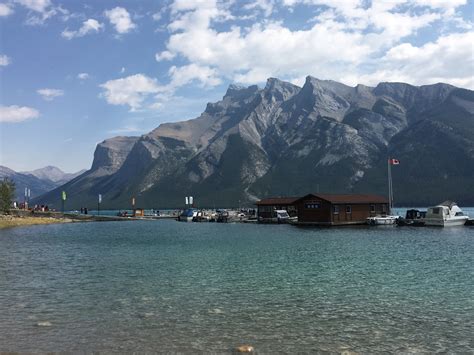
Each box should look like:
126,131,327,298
0,214,73,229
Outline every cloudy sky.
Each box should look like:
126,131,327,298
1,0,473,172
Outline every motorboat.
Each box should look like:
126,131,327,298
258,209,297,224
192,210,217,222
177,208,197,222
423,201,469,227
367,215,400,225
396,209,426,226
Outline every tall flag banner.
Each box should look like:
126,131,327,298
189,196,193,205
132,197,136,206
185,196,189,205
389,158,400,165
61,191,67,201
98,194,102,203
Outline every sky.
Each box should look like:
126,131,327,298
0,0,473,172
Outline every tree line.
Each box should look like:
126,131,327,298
0,178,15,214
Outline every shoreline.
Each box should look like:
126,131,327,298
0,215,74,229
0,211,133,229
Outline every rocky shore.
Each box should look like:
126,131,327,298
0,210,130,229
0,214,73,229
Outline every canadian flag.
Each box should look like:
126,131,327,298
389,158,400,165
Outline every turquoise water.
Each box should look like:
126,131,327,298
0,219,473,353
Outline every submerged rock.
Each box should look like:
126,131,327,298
235,344,255,353
36,321,52,327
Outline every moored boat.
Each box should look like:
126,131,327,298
396,209,426,226
423,201,469,227
177,208,197,222
258,209,297,224
367,215,400,225
367,157,401,226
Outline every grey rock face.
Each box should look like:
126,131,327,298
90,136,139,176
33,77,474,208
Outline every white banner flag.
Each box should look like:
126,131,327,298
185,196,189,205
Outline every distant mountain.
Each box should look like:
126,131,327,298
1,165,86,202
22,166,86,186
34,77,474,209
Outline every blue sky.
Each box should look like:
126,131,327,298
1,0,473,172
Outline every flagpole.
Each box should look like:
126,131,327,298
390,163,394,212
388,158,392,214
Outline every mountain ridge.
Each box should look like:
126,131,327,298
1,165,85,202
33,76,474,209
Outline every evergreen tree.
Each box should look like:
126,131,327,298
0,178,15,214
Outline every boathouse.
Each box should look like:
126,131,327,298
256,197,299,220
133,208,145,217
294,193,389,225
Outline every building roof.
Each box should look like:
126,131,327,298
255,197,300,205
296,193,388,204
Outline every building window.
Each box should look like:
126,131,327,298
305,201,321,209
370,204,375,213
382,204,387,213
346,205,352,213
333,205,339,214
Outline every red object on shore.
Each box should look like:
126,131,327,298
389,158,400,165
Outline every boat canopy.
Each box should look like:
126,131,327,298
180,208,196,217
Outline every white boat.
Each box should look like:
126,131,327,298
367,158,400,226
177,208,197,222
367,215,400,225
423,201,469,227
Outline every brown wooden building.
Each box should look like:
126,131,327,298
255,197,299,220
294,193,389,225
133,208,145,217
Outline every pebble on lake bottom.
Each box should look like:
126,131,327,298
36,321,52,327
235,344,254,353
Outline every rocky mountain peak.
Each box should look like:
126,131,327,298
263,77,301,101
224,84,260,100
90,136,139,175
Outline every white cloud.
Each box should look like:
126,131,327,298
155,0,472,89
152,11,162,21
168,64,222,88
14,0,60,25
104,7,136,34
155,50,175,62
77,72,90,80
351,32,474,89
14,0,51,13
100,74,162,111
37,88,64,101
0,105,40,123
0,54,11,66
243,0,275,17
62,19,103,40
0,3,14,16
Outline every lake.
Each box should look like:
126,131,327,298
0,219,473,353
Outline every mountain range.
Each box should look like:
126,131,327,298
0,166,85,202
33,76,474,209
